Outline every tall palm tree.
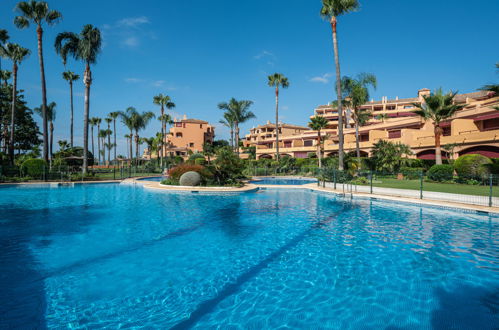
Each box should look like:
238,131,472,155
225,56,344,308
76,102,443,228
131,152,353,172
0,43,30,164
104,117,112,166
219,112,235,150
119,107,137,165
98,129,108,165
34,101,56,163
94,117,102,164
157,113,173,163
55,24,102,174
124,134,131,162
267,73,289,161
153,94,175,168
321,0,359,171
412,88,466,165
342,73,377,160
132,111,155,164
308,115,329,168
376,113,388,123
140,137,156,159
14,0,62,164
62,70,79,147
218,98,255,156
108,111,119,165
89,117,99,161
0,29,9,72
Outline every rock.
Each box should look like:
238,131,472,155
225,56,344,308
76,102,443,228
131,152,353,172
179,171,201,186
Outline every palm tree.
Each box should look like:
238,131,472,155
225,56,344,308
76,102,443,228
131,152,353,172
140,137,156,158
308,116,329,168
14,0,62,164
219,112,235,150
119,107,138,165
34,101,56,163
218,98,255,156
124,134,131,162
321,0,359,171
267,73,289,161
89,117,99,161
342,73,377,160
376,113,388,123
62,71,79,147
98,129,107,164
157,113,173,164
153,94,175,169
94,117,102,164
132,111,155,164
0,70,11,86
55,24,102,174
108,111,120,165
0,29,9,72
412,88,466,165
104,117,112,166
0,43,30,164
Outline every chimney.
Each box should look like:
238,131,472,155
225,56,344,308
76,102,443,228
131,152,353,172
396,96,399,100
183,114,187,120
418,88,431,100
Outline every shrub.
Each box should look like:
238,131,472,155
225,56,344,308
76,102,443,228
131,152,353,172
427,164,453,182
188,153,205,161
399,167,424,180
454,154,492,179
351,176,368,185
168,164,211,181
194,158,206,166
21,159,47,178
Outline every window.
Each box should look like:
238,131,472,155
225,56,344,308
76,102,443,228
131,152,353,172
284,141,292,148
386,105,396,110
403,105,413,109
175,122,182,127
388,130,401,139
189,143,194,147
200,124,203,128
304,140,313,147
176,132,183,138
483,118,499,130
442,126,451,136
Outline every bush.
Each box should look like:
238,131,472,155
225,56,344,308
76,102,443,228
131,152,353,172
427,164,454,182
351,176,368,185
399,167,423,180
21,159,47,178
194,158,206,166
454,154,492,179
168,164,211,181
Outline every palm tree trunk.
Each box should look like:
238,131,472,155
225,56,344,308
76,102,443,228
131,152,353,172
435,125,442,165
49,121,53,168
355,119,361,160
129,131,133,166
135,132,139,167
82,64,91,174
97,124,101,165
91,126,94,160
317,130,322,169
37,25,49,164
107,123,111,167
69,80,74,147
8,63,17,165
230,127,234,150
331,16,344,171
275,87,280,161
160,105,164,169
235,121,240,156
113,120,117,166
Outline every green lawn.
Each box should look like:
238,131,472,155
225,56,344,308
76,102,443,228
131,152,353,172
361,177,497,197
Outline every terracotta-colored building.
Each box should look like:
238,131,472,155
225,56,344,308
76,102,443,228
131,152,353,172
245,89,499,160
145,115,215,159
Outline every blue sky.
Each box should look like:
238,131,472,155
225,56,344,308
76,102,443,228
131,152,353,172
1,0,498,155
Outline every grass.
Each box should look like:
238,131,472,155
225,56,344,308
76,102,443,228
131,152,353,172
361,177,497,197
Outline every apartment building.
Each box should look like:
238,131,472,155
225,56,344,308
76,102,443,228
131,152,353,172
247,89,499,160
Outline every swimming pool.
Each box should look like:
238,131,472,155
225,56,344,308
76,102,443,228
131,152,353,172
250,177,317,185
136,176,164,182
1,183,497,328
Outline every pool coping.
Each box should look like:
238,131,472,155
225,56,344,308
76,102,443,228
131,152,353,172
141,181,260,193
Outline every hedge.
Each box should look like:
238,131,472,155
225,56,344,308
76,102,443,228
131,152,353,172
454,154,491,179
21,159,47,178
427,164,453,182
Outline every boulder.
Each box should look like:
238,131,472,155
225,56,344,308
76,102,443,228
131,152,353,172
179,171,201,186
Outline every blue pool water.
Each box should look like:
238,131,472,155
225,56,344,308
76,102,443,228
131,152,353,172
250,177,317,185
137,176,164,182
0,184,497,328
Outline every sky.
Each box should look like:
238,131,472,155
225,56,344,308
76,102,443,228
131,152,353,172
1,0,498,156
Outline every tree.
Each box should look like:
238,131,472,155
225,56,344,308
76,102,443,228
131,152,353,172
33,101,55,164
412,88,466,165
267,73,289,161
370,140,412,172
157,113,173,163
140,137,155,159
321,0,359,171
0,29,9,72
108,111,119,166
119,107,137,165
58,139,69,152
342,73,377,161
62,71,79,147
104,117,112,166
202,142,215,164
375,113,388,122
153,93,175,169
55,24,102,174
0,43,30,164
308,115,329,168
89,117,99,163
219,111,235,150
218,98,255,156
14,0,62,164
124,134,131,161
119,107,154,166
94,117,101,164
